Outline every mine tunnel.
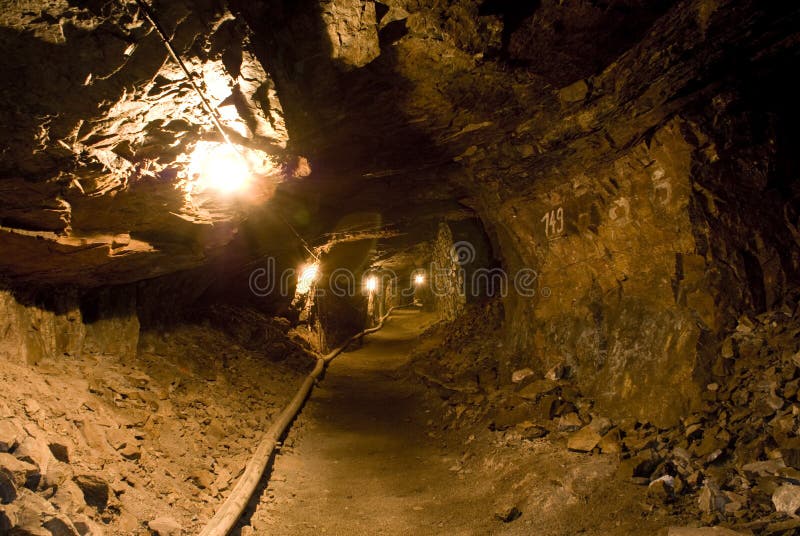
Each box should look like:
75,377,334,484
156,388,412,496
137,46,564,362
2,1,800,535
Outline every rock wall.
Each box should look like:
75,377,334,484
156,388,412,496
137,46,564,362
432,1,800,427
0,0,291,286
0,290,85,365
430,223,466,321
0,287,139,365
485,119,705,427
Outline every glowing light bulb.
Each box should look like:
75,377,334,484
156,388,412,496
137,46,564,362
296,263,320,295
365,276,378,293
187,141,250,194
414,273,425,285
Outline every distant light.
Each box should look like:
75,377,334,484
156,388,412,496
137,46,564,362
296,263,320,295
414,273,425,285
365,276,378,293
186,141,250,194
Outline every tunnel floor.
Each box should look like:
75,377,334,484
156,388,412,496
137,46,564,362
245,308,480,535
240,309,681,535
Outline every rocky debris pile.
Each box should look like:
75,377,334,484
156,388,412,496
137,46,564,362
410,299,800,534
602,308,800,535
0,415,106,535
0,307,314,535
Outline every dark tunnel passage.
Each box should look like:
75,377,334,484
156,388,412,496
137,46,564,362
3,1,800,535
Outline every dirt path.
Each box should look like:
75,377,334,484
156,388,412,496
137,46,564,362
240,309,677,536
243,309,501,535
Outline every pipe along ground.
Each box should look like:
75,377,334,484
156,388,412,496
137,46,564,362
199,306,409,536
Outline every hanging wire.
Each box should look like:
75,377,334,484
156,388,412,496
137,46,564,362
133,0,233,148
133,0,319,262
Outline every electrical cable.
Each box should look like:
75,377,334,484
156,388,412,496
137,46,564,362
133,0,319,262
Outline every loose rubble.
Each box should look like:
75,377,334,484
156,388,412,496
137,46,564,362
408,298,800,534
0,306,315,535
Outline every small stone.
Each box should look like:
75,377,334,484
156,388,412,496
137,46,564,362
736,316,755,333
0,452,37,489
742,459,785,479
48,443,70,464
567,426,602,452
0,420,22,452
557,412,582,432
698,482,728,514
111,233,131,249
545,363,568,381
71,513,105,536
0,504,17,532
148,516,182,535
0,471,17,504
73,475,110,512
120,444,141,461
43,515,81,536
15,435,54,485
647,475,674,504
13,489,56,533
494,505,522,523
213,468,232,492
558,79,589,104
598,430,622,454
516,380,558,400
781,448,800,470
515,421,548,440
773,484,800,516
189,470,214,490
721,338,735,359
588,416,613,436
51,480,88,516
667,527,748,535
511,368,534,383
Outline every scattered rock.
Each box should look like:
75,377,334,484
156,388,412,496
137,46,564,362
119,443,141,461
188,469,214,490
515,421,548,440
667,528,748,535
213,468,232,492
48,443,70,464
567,426,602,452
511,368,534,383
545,363,568,381
15,435,53,487
494,505,522,523
73,475,110,512
698,482,729,515
597,430,622,454
148,516,182,535
557,412,582,432
772,484,800,516
0,453,38,489
516,379,558,400
558,79,589,104
43,515,81,536
0,503,17,532
647,475,674,504
0,420,22,452
51,480,87,516
12,488,57,534
0,470,17,504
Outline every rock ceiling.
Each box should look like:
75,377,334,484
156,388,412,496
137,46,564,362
2,0,799,289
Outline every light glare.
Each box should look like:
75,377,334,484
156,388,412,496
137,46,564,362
365,276,378,293
414,273,425,285
296,263,320,295
187,141,250,194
